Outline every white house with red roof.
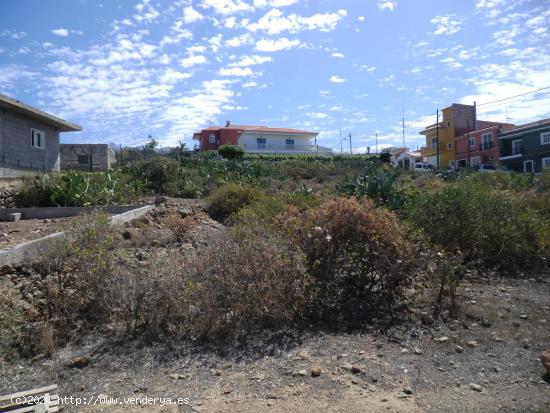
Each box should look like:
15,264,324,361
193,121,332,154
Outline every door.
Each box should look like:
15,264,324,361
523,160,534,173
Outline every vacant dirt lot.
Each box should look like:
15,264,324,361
2,276,549,412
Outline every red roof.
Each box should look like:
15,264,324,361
199,124,318,135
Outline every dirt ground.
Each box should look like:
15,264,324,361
0,217,75,249
1,277,549,413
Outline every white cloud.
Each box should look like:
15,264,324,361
228,54,273,66
358,16,365,22
253,0,299,7
330,75,345,83
225,33,254,48
248,9,347,35
182,6,204,23
307,112,328,119
242,81,258,88
159,69,191,83
52,28,69,37
254,37,302,52
378,1,397,11
331,52,344,58
431,15,462,35
218,67,256,76
181,54,208,68
199,0,254,15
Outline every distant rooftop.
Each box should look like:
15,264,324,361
0,93,82,132
500,118,550,135
198,123,318,135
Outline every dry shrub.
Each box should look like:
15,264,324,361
0,279,28,359
162,213,194,241
107,252,187,340
281,197,419,321
182,219,311,342
34,212,117,344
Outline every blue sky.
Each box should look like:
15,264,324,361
1,0,549,152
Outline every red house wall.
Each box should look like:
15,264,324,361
455,126,500,164
197,129,241,150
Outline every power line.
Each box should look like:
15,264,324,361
477,86,550,107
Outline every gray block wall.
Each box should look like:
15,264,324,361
59,144,116,171
0,110,60,172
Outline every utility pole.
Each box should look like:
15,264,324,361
436,109,440,169
466,119,471,168
88,144,93,172
349,133,352,155
375,133,378,154
339,129,343,154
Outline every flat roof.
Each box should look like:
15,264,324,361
0,93,82,132
499,118,550,135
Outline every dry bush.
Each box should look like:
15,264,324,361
281,197,419,322
181,218,311,342
107,252,187,340
0,279,28,360
33,212,117,344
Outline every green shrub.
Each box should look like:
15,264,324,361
405,181,549,270
16,170,142,207
218,144,244,160
282,197,418,321
207,183,260,222
338,162,403,208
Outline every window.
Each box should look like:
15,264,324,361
208,134,217,144
257,137,266,149
77,155,89,165
512,139,523,155
482,133,493,150
468,137,475,148
431,137,437,148
523,160,534,172
285,138,295,150
446,121,451,127
542,157,550,169
541,132,550,145
31,129,45,149
446,143,452,150
471,156,480,167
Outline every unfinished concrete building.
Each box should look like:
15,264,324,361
59,144,116,171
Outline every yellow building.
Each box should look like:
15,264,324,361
420,103,476,169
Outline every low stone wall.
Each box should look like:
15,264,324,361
0,205,154,267
0,205,141,221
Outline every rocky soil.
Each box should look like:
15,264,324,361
1,199,549,412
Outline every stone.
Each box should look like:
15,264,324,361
435,336,449,343
311,367,322,377
351,366,362,374
403,387,413,395
65,355,91,369
401,348,409,354
414,348,423,355
466,340,480,348
8,213,21,222
541,350,550,374
341,362,353,371
520,314,528,320
155,196,169,205
455,345,464,353
469,383,483,392
297,370,308,377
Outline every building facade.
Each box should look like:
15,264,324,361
60,144,117,171
455,125,502,167
498,118,550,172
0,94,81,173
420,104,477,169
193,122,332,154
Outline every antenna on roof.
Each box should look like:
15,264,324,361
226,120,231,127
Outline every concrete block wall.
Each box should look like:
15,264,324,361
0,110,60,172
60,144,116,171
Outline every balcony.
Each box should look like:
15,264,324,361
239,143,333,155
